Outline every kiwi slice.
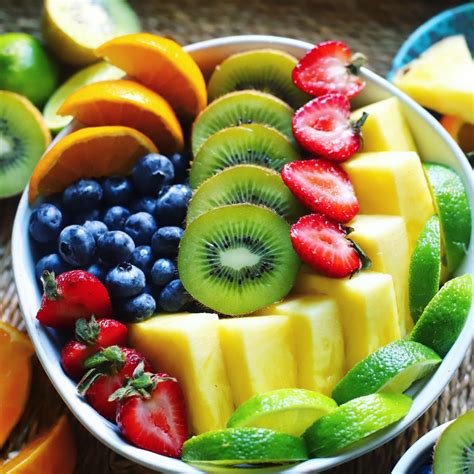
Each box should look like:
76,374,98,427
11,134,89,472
187,165,305,225
207,49,310,108
191,90,294,155
0,91,51,198
178,204,301,315
189,124,300,189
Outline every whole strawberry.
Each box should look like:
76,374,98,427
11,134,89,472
78,346,152,421
61,317,128,380
111,362,188,458
36,270,112,329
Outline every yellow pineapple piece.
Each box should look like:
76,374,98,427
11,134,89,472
129,313,234,434
394,35,474,124
294,271,401,370
342,152,434,249
351,98,416,152
255,295,344,395
219,315,297,406
349,215,412,335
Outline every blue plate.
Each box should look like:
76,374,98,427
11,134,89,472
388,3,474,80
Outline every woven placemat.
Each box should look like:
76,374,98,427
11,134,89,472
1,1,472,472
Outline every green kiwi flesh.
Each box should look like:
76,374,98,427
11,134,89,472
207,49,310,108
191,90,294,155
178,204,301,315
189,124,300,189
187,164,305,225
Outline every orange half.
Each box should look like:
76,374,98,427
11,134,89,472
28,126,157,203
440,115,474,153
59,80,184,154
96,33,207,121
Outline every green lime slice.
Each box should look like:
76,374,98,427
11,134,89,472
332,340,441,405
227,388,337,436
182,427,308,465
423,163,471,275
43,61,124,132
409,215,442,322
409,274,473,357
303,393,413,458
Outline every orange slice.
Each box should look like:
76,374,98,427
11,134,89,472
0,322,34,448
28,126,157,203
0,415,76,474
96,33,207,121
440,115,474,153
58,80,184,154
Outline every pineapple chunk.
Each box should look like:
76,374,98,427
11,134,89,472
393,35,474,124
129,313,234,434
294,271,401,370
349,215,412,335
255,295,344,395
343,152,434,249
351,98,416,152
219,315,297,406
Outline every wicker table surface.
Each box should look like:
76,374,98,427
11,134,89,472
1,1,472,472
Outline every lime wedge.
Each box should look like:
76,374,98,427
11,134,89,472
227,388,337,436
423,163,471,275
332,340,441,405
181,427,308,465
303,393,412,457
409,274,472,357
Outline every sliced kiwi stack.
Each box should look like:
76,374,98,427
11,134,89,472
178,204,301,315
191,90,294,155
187,165,305,225
207,49,310,108
189,124,300,189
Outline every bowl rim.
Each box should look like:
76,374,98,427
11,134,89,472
11,34,474,474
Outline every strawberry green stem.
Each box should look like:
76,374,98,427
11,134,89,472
41,271,59,301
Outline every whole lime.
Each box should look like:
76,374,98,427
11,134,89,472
0,33,58,107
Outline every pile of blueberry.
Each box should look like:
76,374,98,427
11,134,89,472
29,152,194,321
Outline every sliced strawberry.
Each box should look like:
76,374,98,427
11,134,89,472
282,159,359,222
36,270,112,329
292,93,367,162
290,213,370,278
293,40,365,99
112,362,188,458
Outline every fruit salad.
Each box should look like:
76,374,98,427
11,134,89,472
27,33,472,467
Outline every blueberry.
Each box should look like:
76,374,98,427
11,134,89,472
103,206,130,231
103,176,134,205
97,231,135,265
151,226,183,258
83,220,108,242
170,152,190,182
159,279,192,312
58,225,96,266
130,245,154,276
142,283,162,300
35,253,69,281
154,184,192,226
86,262,109,282
151,258,177,286
72,208,101,225
130,196,156,215
124,212,158,245
62,179,103,211
105,262,145,298
131,153,174,195
29,203,63,244
116,292,156,322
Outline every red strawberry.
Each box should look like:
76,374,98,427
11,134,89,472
290,213,370,278
292,40,365,99
112,362,188,458
292,93,367,162
78,346,152,421
36,270,112,329
61,317,128,380
282,159,359,223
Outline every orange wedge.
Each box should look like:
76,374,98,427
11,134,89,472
0,322,34,448
96,33,207,121
0,415,76,474
58,80,184,154
28,126,157,203
440,115,474,153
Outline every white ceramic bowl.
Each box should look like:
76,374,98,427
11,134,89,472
12,35,474,474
